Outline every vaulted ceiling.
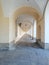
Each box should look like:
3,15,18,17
17,14,34,24
0,0,48,17
16,14,34,32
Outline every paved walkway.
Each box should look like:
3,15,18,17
0,45,49,65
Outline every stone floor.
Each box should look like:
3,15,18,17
0,43,49,65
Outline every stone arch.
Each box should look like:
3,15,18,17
9,6,42,43
12,6,42,22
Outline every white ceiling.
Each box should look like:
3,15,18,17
1,0,48,17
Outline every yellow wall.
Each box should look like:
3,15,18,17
38,19,44,42
36,18,45,48
0,2,9,43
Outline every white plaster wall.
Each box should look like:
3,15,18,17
1,0,10,17
0,1,9,43
45,2,49,43
0,19,9,43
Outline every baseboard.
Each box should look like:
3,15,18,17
1,40,49,50
0,42,16,50
9,40,16,50
0,43,9,50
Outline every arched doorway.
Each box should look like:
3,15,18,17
9,6,42,50
15,14,35,43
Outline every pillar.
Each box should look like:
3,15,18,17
45,1,49,49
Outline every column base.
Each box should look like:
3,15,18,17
9,42,16,50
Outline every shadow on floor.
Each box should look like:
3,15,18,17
16,42,42,49
16,34,42,49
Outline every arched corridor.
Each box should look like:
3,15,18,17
9,7,43,50
12,14,40,49
0,0,49,65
